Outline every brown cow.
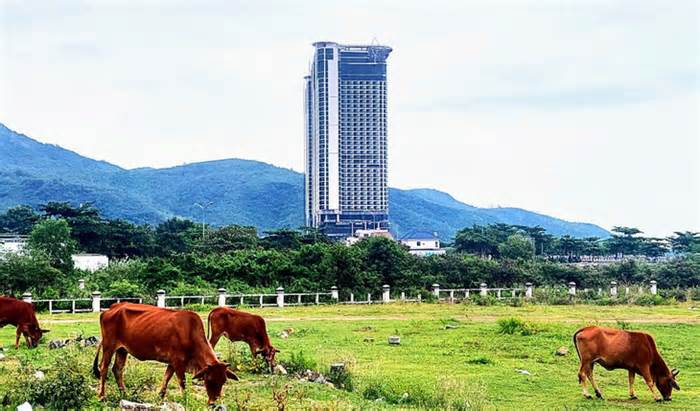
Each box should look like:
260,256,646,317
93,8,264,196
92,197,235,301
93,302,238,405
0,296,49,348
573,326,680,401
208,307,279,369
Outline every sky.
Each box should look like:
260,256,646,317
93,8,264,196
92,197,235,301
0,0,698,237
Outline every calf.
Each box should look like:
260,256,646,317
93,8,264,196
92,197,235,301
208,307,279,368
93,302,238,405
0,296,49,348
573,326,680,401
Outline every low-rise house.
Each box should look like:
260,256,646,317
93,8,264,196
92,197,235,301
72,253,109,272
345,229,394,245
400,231,445,256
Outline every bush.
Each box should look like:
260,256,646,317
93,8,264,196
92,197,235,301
4,350,91,409
282,351,317,375
633,294,670,306
468,294,498,306
328,365,354,391
105,279,145,298
497,317,538,336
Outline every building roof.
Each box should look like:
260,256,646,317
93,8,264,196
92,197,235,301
400,230,440,241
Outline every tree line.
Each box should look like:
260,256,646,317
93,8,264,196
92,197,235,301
1,203,698,299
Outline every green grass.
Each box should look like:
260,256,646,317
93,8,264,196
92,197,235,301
1,302,698,410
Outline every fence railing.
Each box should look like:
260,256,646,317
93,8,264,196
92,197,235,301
21,279,666,314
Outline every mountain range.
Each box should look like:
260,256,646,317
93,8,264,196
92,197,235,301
0,122,609,240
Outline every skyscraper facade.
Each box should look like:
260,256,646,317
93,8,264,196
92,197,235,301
305,41,392,239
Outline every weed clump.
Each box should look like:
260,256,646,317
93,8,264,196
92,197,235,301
328,365,354,391
282,351,317,375
497,317,538,336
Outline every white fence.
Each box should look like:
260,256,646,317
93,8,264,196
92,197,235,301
21,280,666,314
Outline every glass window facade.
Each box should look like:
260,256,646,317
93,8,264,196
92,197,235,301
304,42,392,238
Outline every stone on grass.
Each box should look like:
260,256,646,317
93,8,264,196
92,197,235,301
388,336,400,345
0,353,6,361
34,370,45,380
274,364,288,375
330,363,345,373
159,402,185,411
516,369,531,375
48,340,67,349
119,399,154,410
82,336,99,347
16,402,32,411
444,324,458,329
555,347,569,356
279,331,289,339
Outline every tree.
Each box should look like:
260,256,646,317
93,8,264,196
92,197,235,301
200,225,258,253
260,229,302,250
668,231,700,254
0,205,40,234
0,252,63,295
606,226,644,256
638,238,668,258
40,202,106,253
27,219,76,271
154,218,198,255
101,219,156,258
498,234,535,260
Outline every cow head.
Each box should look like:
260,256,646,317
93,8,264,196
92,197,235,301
23,324,49,348
656,368,680,401
257,346,280,369
193,362,239,405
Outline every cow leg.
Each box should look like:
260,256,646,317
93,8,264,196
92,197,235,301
175,368,186,392
578,363,592,399
14,327,22,349
112,348,128,395
98,346,116,400
159,365,175,398
640,367,661,402
628,370,637,399
587,364,603,399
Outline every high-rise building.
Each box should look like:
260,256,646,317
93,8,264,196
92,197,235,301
304,41,392,239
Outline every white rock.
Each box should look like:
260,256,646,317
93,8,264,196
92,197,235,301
0,353,6,361
159,402,185,411
119,399,154,410
279,331,289,339
34,370,45,380
516,369,531,375
388,336,400,345
17,402,32,411
274,364,288,375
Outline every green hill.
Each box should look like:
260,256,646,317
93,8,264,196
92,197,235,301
0,122,609,239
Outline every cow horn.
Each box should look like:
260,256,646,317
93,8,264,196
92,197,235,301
672,368,679,377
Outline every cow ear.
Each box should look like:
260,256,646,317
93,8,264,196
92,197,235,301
273,348,280,353
193,367,208,380
672,368,679,377
671,380,680,390
226,369,239,381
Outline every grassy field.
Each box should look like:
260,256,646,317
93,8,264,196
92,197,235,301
0,302,698,410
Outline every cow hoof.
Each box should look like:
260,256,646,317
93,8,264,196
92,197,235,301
584,395,593,400
595,392,603,399
655,398,663,403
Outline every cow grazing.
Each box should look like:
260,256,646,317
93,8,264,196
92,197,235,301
208,307,279,368
573,326,680,401
0,296,49,348
93,302,238,405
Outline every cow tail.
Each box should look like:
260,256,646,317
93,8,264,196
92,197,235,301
572,328,583,383
207,310,213,340
92,341,102,379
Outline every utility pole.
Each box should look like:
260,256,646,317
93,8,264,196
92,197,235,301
193,201,213,240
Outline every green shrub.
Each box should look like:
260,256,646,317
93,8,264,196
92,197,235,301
468,294,498,306
328,365,354,391
633,294,669,306
282,351,317,375
497,317,538,336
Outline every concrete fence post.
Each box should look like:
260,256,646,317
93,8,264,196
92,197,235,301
525,282,533,299
449,290,454,303
568,282,576,296
367,293,371,304
331,286,339,301
496,289,502,299
276,287,285,308
218,288,227,307
417,293,422,303
597,288,602,296
91,291,101,313
400,291,406,300
350,293,354,303
22,292,32,304
78,279,85,290
610,281,618,297
650,280,657,295
157,290,166,308
432,283,440,298
382,285,390,303
480,283,487,297
625,286,630,296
